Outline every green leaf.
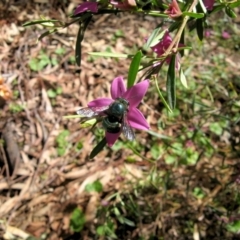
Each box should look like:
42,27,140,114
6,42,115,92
75,25,83,67
70,208,85,232
193,187,205,199
147,130,172,140
63,114,83,119
127,51,142,88
80,119,97,128
198,0,207,13
150,144,162,159
154,76,172,113
51,57,58,66
90,137,107,158
177,46,192,51
225,7,237,18
179,68,188,88
209,122,223,136
23,19,60,27
145,26,162,48
85,180,103,193
211,4,225,13
75,15,92,67
166,55,176,110
165,155,176,164
56,87,62,95
229,0,240,9
28,58,40,71
182,12,204,18
168,21,181,32
88,52,129,58
55,47,66,55
76,141,83,151
123,218,135,227
57,147,66,156
47,89,57,98
96,226,105,236
196,18,204,41
38,28,58,41
226,221,240,233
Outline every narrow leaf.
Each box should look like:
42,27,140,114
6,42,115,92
145,26,162,49
177,46,192,51
166,55,176,110
154,76,172,113
179,29,185,56
211,4,225,13
179,68,188,88
80,119,97,128
196,19,204,41
63,115,83,119
88,52,129,58
182,12,205,18
169,21,181,32
90,137,107,158
75,25,82,67
127,51,142,88
198,0,207,14
225,7,237,18
75,15,92,66
38,29,57,41
229,1,240,8
23,19,60,27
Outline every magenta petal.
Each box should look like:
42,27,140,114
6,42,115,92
106,132,121,147
151,31,172,56
111,76,126,99
127,108,149,130
203,0,214,10
123,80,149,108
88,98,113,107
74,2,98,15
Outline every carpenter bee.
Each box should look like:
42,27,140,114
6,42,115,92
76,98,135,141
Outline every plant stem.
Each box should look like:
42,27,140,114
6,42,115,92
163,0,199,56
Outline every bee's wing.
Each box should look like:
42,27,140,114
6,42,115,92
122,114,135,141
76,106,109,118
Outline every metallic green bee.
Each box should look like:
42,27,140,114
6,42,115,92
77,98,135,141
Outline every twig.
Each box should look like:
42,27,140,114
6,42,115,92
163,0,199,57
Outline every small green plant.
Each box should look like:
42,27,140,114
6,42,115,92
55,47,66,55
75,141,83,151
192,187,205,199
56,130,70,156
85,180,103,193
226,220,240,234
47,86,62,98
9,103,25,113
96,220,117,239
70,208,85,232
12,90,20,99
28,50,59,71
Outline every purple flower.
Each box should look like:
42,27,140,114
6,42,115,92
88,76,150,146
151,31,182,70
222,31,231,39
74,2,98,15
205,29,211,38
203,0,214,10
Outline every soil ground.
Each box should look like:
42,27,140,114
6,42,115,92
0,1,240,239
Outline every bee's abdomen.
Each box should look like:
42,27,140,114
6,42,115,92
102,116,121,133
